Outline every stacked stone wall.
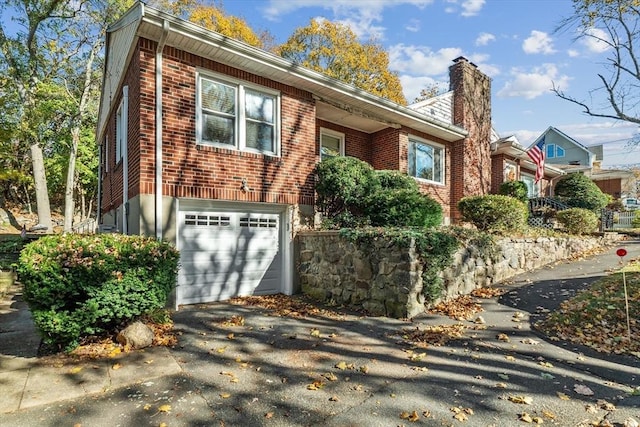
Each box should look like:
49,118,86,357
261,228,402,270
297,231,621,318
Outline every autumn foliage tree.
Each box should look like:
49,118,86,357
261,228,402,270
187,4,273,49
277,19,406,105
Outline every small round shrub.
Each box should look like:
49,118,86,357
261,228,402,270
376,170,419,191
315,156,379,219
17,234,179,351
633,211,640,228
499,181,528,203
554,173,609,212
458,195,528,233
556,208,598,235
366,189,442,227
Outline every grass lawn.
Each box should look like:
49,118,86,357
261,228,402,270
536,261,640,357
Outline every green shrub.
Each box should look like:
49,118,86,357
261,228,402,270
0,236,28,271
633,211,640,228
376,170,419,191
499,181,528,203
315,156,379,220
556,208,598,235
458,195,528,233
554,173,609,212
366,188,442,227
17,234,179,351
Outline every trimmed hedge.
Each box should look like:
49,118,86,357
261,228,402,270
499,181,528,203
458,195,528,233
17,234,179,351
556,208,598,235
366,188,442,228
316,157,443,228
554,173,609,212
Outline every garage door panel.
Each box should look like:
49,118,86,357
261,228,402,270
178,209,284,305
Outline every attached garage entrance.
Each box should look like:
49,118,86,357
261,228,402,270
177,203,288,306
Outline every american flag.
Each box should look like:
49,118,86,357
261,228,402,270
527,137,545,183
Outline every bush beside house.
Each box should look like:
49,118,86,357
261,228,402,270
457,195,528,233
17,234,179,351
555,173,609,212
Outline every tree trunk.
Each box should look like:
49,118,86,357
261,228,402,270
63,127,80,232
30,143,52,230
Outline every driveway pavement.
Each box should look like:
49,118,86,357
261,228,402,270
0,239,639,426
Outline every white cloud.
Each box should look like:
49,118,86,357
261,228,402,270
389,44,464,75
567,49,580,57
406,19,420,32
497,64,570,99
261,0,436,40
475,32,495,46
400,75,449,102
580,27,611,53
461,0,485,17
522,30,556,55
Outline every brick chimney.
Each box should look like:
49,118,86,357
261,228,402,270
448,56,492,223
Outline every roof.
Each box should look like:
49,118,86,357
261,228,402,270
97,2,468,144
492,136,565,178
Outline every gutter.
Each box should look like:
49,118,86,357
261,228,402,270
155,19,170,240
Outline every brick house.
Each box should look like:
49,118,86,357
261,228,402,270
97,3,495,306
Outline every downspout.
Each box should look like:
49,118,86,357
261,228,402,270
155,20,170,240
122,86,129,234
97,143,102,229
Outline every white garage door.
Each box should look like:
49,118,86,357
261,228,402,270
178,209,283,305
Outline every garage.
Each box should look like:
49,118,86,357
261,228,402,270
177,205,288,306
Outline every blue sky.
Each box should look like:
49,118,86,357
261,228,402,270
221,0,640,167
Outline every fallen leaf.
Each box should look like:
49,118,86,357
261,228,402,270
453,412,468,421
538,361,553,368
521,338,540,345
408,411,420,422
310,328,321,337
335,361,348,370
323,372,338,381
265,412,274,419
498,373,510,380
495,382,508,389
520,413,533,423
359,365,369,374
540,372,555,380
112,363,122,370
227,333,235,340
556,392,571,400
69,366,83,374
497,333,510,342
220,393,231,398
505,355,516,361
542,410,556,420
624,418,639,427
158,404,171,413
508,395,533,405
597,399,616,411
574,384,594,396
329,395,339,402
143,404,151,411
585,404,598,414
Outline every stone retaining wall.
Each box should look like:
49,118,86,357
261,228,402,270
297,231,622,318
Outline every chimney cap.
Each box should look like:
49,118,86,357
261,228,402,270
453,56,468,63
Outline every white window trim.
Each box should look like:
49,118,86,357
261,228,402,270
319,127,345,159
196,70,281,157
408,135,445,186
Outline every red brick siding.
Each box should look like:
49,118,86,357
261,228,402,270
317,120,371,163
594,179,623,198
103,38,318,213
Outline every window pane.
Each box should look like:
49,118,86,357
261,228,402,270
409,140,443,183
416,143,434,180
546,144,555,158
321,134,341,159
245,90,274,123
202,114,234,145
556,146,565,157
246,121,274,152
433,145,442,182
201,79,236,114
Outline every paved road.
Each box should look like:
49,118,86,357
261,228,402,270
1,240,639,426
